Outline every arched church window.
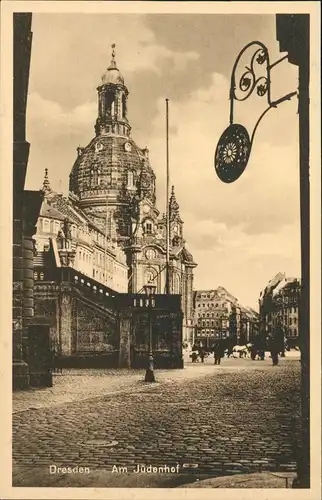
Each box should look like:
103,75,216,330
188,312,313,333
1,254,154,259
105,90,115,117
111,173,117,187
145,248,156,260
122,94,127,118
174,274,181,294
127,171,134,188
145,269,156,284
91,166,101,187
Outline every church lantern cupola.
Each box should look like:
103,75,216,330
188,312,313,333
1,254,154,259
95,44,131,138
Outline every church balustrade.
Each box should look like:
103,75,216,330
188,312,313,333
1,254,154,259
59,267,118,310
116,293,182,312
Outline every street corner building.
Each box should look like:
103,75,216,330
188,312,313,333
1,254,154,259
259,273,301,348
15,41,197,384
193,287,259,347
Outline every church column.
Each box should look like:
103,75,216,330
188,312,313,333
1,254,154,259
118,310,132,368
168,262,174,294
58,285,73,356
110,210,117,241
125,244,141,293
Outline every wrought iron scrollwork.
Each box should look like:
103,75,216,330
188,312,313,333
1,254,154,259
232,44,270,105
214,40,298,184
230,42,272,122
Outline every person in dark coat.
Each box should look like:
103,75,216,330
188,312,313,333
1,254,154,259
250,342,257,360
268,334,279,366
213,342,224,365
257,334,266,360
198,345,205,363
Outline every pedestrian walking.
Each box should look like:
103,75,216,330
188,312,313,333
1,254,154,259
268,334,279,366
213,342,223,365
199,345,205,363
191,345,199,363
250,343,257,360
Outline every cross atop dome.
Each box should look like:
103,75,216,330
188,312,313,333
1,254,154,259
109,43,117,69
101,42,124,85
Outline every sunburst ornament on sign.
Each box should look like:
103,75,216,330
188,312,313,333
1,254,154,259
215,123,251,183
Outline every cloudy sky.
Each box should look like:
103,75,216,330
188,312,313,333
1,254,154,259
25,12,301,310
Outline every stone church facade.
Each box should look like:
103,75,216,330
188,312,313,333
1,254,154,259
68,46,197,342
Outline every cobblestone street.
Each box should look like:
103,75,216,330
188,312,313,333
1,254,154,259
12,355,301,488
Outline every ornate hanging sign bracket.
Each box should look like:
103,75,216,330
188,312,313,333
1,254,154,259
215,41,298,183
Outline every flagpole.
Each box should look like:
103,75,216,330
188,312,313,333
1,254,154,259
165,98,170,295
104,196,108,286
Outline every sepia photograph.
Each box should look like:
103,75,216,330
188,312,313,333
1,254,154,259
0,1,321,499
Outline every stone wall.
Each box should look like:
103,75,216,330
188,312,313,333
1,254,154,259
34,279,183,369
34,281,119,367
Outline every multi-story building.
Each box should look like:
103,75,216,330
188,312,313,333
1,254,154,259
34,169,128,293
12,13,51,389
193,286,259,346
259,273,300,347
193,289,232,345
239,306,260,344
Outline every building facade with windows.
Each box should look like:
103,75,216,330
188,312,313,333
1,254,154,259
193,289,233,345
66,46,196,341
193,287,259,346
259,273,300,347
34,170,128,293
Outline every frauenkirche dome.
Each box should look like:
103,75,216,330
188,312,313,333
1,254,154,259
69,44,156,237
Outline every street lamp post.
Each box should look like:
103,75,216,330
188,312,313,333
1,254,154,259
143,282,157,383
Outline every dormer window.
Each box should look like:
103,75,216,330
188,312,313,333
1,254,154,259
144,220,153,235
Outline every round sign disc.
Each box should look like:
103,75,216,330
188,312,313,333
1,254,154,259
214,124,251,183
